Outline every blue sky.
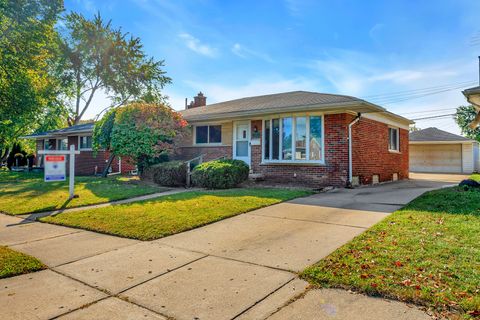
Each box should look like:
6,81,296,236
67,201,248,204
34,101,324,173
68,0,480,134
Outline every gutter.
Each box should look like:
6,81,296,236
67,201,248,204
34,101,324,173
347,113,361,188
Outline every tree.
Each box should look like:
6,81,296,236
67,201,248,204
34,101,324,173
59,12,171,125
93,102,187,176
455,105,480,141
0,0,67,162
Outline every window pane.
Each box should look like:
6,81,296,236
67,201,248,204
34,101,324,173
309,116,322,160
209,125,222,143
58,138,68,150
80,136,92,149
272,119,280,160
196,126,208,144
281,118,292,160
264,120,270,159
236,141,248,157
295,117,307,160
389,128,398,150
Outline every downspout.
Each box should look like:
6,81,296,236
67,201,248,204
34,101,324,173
347,113,361,188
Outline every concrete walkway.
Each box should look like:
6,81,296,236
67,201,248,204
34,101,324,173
0,174,464,320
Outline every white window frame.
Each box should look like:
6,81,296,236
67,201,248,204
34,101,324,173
388,127,400,152
193,125,223,146
56,138,68,151
78,135,93,151
261,113,325,165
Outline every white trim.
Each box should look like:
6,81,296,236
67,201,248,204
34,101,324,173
362,112,410,130
409,140,474,145
388,126,400,152
78,134,93,151
232,120,251,166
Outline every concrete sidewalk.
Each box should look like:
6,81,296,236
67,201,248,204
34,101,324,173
0,175,460,320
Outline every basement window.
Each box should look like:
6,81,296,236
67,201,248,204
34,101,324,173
388,127,399,151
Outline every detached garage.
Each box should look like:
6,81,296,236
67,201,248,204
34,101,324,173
409,127,480,174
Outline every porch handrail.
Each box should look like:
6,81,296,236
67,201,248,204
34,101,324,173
185,154,204,187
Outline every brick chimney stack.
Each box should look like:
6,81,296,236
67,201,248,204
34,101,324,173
186,92,207,109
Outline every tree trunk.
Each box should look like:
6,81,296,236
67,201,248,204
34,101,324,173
102,153,115,178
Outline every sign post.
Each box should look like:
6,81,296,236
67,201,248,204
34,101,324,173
39,145,80,199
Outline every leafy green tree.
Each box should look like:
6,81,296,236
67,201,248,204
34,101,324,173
0,0,67,162
59,12,171,125
93,102,187,176
455,105,480,141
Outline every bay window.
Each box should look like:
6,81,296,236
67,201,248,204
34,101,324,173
263,115,323,163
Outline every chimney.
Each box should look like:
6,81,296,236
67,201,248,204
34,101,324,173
186,92,207,109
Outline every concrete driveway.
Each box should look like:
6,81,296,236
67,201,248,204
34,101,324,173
0,174,463,320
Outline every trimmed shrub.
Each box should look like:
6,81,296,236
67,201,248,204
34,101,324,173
145,161,187,187
191,159,249,189
459,179,480,190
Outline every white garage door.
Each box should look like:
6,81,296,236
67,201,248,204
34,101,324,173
410,144,462,173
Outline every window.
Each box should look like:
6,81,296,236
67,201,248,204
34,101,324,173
44,139,52,150
57,138,68,150
263,115,323,163
79,136,92,150
195,125,222,144
388,127,399,151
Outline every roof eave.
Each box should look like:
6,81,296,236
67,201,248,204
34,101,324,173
409,140,474,144
21,129,93,139
183,101,397,122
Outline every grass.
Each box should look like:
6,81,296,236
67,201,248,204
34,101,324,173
302,186,480,319
41,188,313,241
0,246,45,279
0,171,165,215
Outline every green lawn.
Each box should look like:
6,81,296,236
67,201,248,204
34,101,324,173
0,246,45,278
41,188,313,240
302,186,480,319
0,171,165,215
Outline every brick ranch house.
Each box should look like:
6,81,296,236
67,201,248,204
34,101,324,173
24,91,411,187
23,123,135,175
176,91,412,187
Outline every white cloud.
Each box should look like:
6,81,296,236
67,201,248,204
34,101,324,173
231,43,274,63
179,33,217,57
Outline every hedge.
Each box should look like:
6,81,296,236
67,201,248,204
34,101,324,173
143,161,187,187
191,159,249,189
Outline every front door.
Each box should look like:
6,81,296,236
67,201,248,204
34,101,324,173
233,121,251,166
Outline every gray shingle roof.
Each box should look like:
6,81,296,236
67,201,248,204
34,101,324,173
180,91,380,121
409,127,472,142
23,123,94,138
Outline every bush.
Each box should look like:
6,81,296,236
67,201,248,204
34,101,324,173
191,159,249,189
144,161,187,187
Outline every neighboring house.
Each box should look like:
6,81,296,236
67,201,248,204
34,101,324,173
177,91,412,187
23,123,134,175
409,127,480,174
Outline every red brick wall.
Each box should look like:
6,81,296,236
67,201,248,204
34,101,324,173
351,116,409,184
174,146,232,162
174,113,409,188
36,136,136,175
